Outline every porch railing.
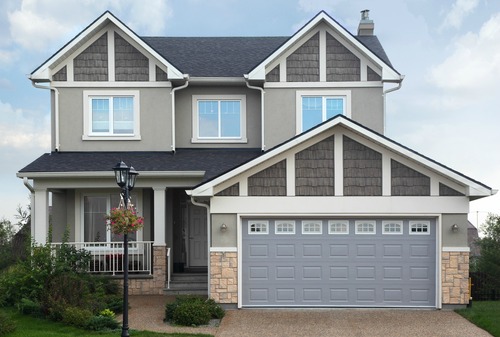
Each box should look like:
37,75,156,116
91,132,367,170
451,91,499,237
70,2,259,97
51,241,153,276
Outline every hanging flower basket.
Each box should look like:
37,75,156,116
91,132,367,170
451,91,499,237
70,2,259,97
106,207,144,235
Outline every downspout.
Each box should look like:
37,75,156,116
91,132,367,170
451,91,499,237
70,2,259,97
382,75,404,134
190,196,211,297
245,77,266,151
32,81,60,151
170,75,190,153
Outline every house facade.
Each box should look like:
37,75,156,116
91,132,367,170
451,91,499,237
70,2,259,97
18,10,494,309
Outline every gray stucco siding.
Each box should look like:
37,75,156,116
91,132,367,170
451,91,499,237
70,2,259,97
56,87,172,151
174,86,262,148
441,213,469,247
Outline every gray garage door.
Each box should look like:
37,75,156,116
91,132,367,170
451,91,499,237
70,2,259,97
242,218,436,307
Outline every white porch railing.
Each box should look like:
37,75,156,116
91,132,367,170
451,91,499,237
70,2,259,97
51,241,153,276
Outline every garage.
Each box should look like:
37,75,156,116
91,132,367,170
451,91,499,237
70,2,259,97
242,218,437,307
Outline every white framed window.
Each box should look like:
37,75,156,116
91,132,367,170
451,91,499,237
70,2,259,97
409,221,430,235
328,220,349,234
302,220,322,234
275,220,296,234
82,193,142,242
296,90,351,133
83,90,140,140
382,221,403,235
249,220,269,234
355,220,376,234
192,95,247,143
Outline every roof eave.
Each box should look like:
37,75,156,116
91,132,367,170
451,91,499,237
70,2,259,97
17,170,205,179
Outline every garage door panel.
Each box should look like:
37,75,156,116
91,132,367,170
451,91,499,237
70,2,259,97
242,218,436,307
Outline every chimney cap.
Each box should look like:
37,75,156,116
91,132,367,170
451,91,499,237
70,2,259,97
361,9,370,21
358,9,374,36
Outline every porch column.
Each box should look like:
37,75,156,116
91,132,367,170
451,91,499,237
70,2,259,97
33,188,49,244
153,186,166,246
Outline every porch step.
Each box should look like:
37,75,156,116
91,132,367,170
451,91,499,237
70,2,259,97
165,272,208,295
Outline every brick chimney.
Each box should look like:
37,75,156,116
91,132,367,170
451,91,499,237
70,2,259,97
357,9,374,36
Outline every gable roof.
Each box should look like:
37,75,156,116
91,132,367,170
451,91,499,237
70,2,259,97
188,115,493,199
31,10,398,80
30,11,185,81
247,10,401,81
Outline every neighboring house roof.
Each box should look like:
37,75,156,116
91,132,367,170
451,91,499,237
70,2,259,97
468,221,481,257
189,115,493,198
30,10,396,80
17,149,262,182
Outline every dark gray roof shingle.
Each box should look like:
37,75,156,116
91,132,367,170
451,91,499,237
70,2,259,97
19,149,262,182
142,35,393,77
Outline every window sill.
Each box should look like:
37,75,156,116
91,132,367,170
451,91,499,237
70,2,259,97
191,138,248,144
83,135,141,141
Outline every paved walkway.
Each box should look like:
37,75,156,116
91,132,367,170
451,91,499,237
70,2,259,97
122,295,492,337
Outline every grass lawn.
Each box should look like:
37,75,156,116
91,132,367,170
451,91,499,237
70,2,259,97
456,301,500,337
0,308,213,337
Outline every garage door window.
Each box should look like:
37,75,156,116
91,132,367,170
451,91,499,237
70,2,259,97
409,221,430,235
249,221,269,234
328,220,349,234
275,221,295,234
302,221,322,234
355,220,376,234
382,221,403,235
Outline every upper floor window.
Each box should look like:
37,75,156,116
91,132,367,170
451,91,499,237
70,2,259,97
296,90,351,133
192,95,247,143
83,90,140,140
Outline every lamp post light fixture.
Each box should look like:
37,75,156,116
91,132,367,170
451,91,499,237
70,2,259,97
112,161,138,337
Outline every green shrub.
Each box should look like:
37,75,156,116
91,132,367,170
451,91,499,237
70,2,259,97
62,306,93,328
16,298,41,316
0,311,16,336
85,315,119,331
172,301,211,326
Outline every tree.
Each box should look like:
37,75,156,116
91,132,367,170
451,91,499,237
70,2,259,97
475,213,500,299
0,218,15,269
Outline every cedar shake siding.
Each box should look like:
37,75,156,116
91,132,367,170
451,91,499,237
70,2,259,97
155,66,168,81
367,66,381,81
248,160,286,196
53,66,67,81
326,32,360,82
343,136,382,196
114,33,149,81
286,33,319,82
266,64,280,82
74,33,108,81
216,183,240,196
295,136,335,196
439,183,465,196
391,160,430,196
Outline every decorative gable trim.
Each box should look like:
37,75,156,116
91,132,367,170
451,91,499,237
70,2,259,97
188,115,492,199
30,11,184,82
246,11,401,82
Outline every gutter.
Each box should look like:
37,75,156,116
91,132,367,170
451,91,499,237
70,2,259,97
244,76,266,151
171,75,190,153
190,196,211,297
382,75,405,134
32,81,60,151
23,177,34,193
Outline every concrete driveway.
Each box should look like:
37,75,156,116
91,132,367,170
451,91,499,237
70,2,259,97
216,309,492,337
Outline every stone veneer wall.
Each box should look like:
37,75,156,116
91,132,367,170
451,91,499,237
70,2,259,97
119,245,167,295
442,251,469,305
210,252,238,303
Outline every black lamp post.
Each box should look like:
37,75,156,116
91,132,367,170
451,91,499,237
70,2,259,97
113,161,138,337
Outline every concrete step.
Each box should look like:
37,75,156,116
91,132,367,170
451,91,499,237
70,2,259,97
164,272,208,295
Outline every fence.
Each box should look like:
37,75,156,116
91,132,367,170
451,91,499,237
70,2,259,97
470,271,500,301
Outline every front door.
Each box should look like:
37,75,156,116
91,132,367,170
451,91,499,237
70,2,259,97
188,202,208,267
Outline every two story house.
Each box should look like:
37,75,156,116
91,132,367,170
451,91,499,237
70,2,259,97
18,10,494,309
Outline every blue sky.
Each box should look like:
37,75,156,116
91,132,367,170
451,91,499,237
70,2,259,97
0,0,499,229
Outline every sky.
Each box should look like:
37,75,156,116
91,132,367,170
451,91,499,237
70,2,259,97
0,0,499,231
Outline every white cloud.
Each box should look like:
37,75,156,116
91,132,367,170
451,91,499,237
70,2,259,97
7,0,173,52
430,12,500,96
0,100,50,150
0,49,17,64
440,0,479,30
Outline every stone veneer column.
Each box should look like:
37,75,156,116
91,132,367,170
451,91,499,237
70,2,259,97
126,245,167,295
442,251,470,305
210,251,238,303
